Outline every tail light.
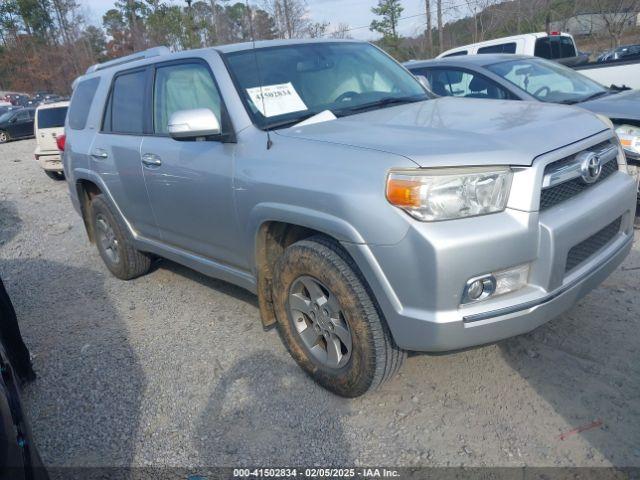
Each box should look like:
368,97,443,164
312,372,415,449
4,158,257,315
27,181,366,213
56,133,66,151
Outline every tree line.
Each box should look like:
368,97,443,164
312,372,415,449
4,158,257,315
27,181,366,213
0,0,346,94
1,0,639,94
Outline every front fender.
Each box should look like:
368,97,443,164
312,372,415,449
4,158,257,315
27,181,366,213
246,202,367,269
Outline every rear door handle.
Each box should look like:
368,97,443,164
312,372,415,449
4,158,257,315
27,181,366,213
91,149,108,159
141,153,162,167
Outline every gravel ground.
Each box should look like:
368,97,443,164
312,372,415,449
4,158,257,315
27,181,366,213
0,138,639,468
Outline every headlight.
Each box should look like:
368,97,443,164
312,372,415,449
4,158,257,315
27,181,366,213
386,167,513,221
615,124,640,160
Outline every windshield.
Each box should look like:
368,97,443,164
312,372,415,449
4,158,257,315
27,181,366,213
223,42,428,129
0,111,14,123
37,106,67,128
486,58,608,104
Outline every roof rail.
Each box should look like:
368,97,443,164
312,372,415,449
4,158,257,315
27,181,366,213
85,46,170,74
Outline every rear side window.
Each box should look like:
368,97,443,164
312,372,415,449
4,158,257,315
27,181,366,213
37,107,67,129
534,36,576,59
105,70,146,134
69,78,100,130
444,50,468,57
478,42,517,54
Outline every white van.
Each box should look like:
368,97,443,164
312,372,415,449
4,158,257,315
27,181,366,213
438,32,578,59
34,101,68,180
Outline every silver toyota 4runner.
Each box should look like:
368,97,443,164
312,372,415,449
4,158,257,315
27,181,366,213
63,40,637,397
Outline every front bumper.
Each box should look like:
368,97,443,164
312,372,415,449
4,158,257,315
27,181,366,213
344,167,636,352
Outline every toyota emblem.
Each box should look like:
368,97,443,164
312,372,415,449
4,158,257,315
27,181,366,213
579,152,603,184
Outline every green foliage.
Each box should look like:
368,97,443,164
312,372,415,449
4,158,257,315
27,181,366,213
16,0,53,39
370,0,403,39
370,0,404,55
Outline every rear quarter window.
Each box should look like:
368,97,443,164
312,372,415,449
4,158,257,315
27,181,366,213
443,50,468,57
37,107,67,129
69,77,100,130
478,43,517,54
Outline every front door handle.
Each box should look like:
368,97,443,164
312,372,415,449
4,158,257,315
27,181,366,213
141,153,162,167
91,148,108,159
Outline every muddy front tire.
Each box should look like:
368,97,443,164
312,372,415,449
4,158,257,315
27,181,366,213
272,235,405,397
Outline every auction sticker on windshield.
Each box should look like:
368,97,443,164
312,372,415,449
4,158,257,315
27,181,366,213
247,83,308,117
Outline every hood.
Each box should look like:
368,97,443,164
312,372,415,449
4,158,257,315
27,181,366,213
579,89,640,123
276,97,608,167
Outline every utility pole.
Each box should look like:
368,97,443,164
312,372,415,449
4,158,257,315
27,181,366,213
186,0,196,48
425,0,433,56
437,0,443,54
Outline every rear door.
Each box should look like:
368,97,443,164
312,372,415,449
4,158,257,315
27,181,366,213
90,67,160,240
139,59,242,267
36,106,67,152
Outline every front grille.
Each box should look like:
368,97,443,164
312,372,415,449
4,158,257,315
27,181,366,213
540,160,618,210
565,217,622,273
540,140,618,211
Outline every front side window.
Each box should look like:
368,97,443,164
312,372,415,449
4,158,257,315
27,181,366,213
224,42,428,129
153,63,222,134
37,107,67,129
69,77,100,130
487,58,607,104
0,112,14,123
16,110,29,121
413,67,508,100
107,70,146,134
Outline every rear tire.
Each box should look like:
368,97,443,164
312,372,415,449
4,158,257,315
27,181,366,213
44,170,65,181
272,235,406,397
90,194,151,280
0,131,9,143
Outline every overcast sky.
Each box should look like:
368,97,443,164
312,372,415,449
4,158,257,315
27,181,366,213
80,0,464,41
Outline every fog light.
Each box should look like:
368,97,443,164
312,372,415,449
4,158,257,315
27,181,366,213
462,264,530,305
462,275,496,303
467,280,484,300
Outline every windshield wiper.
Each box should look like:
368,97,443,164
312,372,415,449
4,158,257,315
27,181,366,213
577,90,611,103
266,112,324,131
335,95,427,117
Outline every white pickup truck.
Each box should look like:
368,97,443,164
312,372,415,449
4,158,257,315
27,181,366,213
438,32,640,90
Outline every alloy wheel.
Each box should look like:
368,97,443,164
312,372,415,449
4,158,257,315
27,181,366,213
288,276,352,369
95,214,120,264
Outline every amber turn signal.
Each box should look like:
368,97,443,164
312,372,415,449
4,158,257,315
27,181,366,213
386,177,422,208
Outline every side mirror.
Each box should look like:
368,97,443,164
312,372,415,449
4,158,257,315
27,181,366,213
168,108,221,139
415,75,432,92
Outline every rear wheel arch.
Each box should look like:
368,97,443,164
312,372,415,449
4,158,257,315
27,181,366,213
76,179,103,243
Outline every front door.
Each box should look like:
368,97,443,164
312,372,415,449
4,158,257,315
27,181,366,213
140,60,242,268
13,110,32,138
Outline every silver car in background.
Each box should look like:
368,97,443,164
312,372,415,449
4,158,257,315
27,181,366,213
63,40,637,396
